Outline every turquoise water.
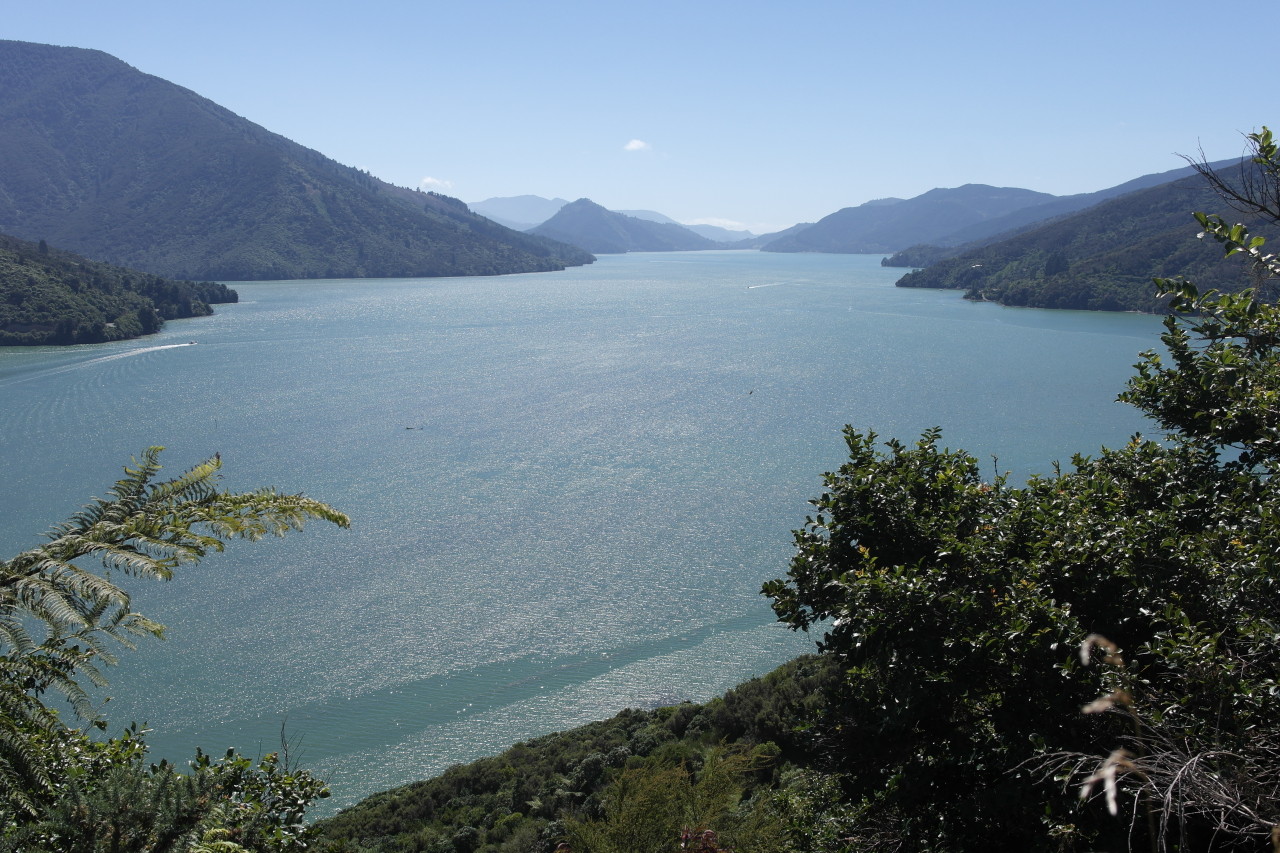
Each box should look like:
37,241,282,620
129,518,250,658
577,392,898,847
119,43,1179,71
0,251,1163,813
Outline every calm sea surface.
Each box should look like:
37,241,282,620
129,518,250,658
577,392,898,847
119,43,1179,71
0,251,1163,814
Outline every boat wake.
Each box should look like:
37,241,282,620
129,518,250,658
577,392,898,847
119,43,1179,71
0,342,195,388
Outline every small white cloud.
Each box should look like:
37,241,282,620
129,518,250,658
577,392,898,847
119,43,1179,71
420,176,454,191
623,139,652,152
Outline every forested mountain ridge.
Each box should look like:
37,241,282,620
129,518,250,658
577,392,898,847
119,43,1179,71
760,184,1057,253
0,40,593,281
528,199,723,254
880,160,1224,268
895,172,1259,311
0,232,235,345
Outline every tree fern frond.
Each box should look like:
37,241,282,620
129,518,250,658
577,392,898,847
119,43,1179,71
0,621,35,658
143,453,223,506
0,448,346,820
193,491,352,541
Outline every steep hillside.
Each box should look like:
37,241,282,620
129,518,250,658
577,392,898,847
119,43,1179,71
895,172,1261,311
311,655,840,853
881,161,1225,268
528,199,720,253
740,221,814,249
0,41,593,280
761,185,1056,253
0,233,235,345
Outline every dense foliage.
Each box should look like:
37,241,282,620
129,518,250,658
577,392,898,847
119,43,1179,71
760,426,1280,850
0,41,593,281
0,449,349,850
311,656,842,853
0,233,236,345
893,172,1257,312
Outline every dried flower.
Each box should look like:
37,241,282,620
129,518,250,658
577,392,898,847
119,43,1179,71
1081,690,1133,714
1080,633,1124,667
1079,749,1136,815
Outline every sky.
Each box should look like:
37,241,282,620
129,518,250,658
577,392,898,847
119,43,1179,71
4,0,1270,233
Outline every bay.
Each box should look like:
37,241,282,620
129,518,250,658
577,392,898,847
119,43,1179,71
0,251,1163,814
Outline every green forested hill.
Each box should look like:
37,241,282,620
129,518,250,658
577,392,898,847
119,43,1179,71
0,41,593,281
0,232,235,345
895,173,1262,311
879,161,1216,268
760,185,1056,253
311,656,841,853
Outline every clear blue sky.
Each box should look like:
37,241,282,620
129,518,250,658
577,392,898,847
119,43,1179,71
5,0,1267,233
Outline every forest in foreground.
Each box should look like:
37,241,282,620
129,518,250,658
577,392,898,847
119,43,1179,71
1,131,1279,852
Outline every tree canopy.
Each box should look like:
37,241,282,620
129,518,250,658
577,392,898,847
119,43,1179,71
0,448,348,850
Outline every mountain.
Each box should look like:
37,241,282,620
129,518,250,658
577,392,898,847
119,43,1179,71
616,210,756,243
468,195,570,230
684,223,756,242
739,221,815,249
527,199,721,253
881,161,1227,268
615,209,681,225
470,198,759,244
0,233,236,345
894,171,1260,312
0,41,593,281
761,184,1058,253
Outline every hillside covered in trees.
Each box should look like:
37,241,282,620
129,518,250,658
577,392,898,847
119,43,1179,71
760,185,1055,254
0,232,235,345
311,657,840,853
894,170,1261,311
0,40,593,281
878,162,1217,269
